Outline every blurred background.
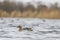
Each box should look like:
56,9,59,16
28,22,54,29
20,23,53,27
0,0,60,18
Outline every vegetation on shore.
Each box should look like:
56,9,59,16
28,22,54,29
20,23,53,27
0,0,60,19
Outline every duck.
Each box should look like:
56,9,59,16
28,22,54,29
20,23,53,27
17,25,33,31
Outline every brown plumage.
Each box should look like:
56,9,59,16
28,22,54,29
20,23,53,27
17,25,33,31
17,26,23,31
